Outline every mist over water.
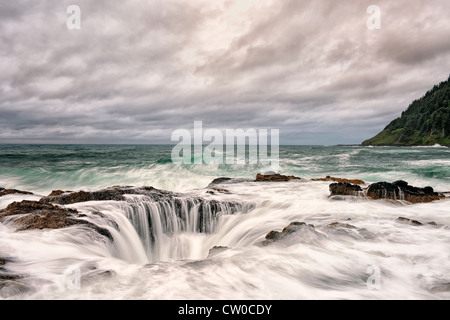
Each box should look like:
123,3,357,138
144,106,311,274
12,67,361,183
0,145,449,299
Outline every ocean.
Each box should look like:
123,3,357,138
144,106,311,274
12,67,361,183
0,144,449,299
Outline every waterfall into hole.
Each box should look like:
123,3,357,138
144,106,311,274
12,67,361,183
120,195,254,262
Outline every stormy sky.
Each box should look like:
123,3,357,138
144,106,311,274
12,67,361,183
1,0,449,145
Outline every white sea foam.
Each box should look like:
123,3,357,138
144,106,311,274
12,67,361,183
1,180,449,300
1,146,449,299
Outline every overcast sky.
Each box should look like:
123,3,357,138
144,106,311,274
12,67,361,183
1,0,449,145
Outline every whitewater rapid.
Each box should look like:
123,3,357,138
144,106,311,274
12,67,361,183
1,179,449,300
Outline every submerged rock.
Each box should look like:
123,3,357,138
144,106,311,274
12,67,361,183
0,257,30,299
208,177,233,185
0,200,113,241
207,177,252,188
207,246,229,258
258,222,317,246
396,217,439,227
0,278,30,298
327,222,358,229
255,173,301,182
326,222,376,240
206,187,231,195
396,217,423,226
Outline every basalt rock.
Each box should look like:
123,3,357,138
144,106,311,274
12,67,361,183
329,182,363,196
207,246,229,258
329,180,444,203
0,188,33,197
396,217,438,227
40,186,161,205
207,177,251,188
258,222,316,246
256,173,301,182
208,177,233,185
366,181,444,203
327,222,357,229
326,221,377,240
0,200,113,241
48,190,73,197
206,187,231,195
313,176,365,185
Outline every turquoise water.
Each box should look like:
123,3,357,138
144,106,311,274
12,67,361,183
0,144,449,193
1,144,450,300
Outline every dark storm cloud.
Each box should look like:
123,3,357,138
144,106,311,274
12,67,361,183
1,0,449,144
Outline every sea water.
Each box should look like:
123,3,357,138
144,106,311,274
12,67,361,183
0,144,449,299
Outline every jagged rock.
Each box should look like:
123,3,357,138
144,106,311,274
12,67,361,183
206,187,231,195
40,186,161,205
48,190,73,197
0,200,113,241
326,222,376,240
258,222,316,246
255,173,301,182
0,188,33,197
396,217,438,227
209,177,233,185
367,181,444,203
207,177,253,188
207,246,229,258
327,222,357,229
329,182,363,196
329,180,444,203
313,177,365,185
396,217,423,226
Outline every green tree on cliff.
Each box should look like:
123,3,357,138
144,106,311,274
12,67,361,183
362,75,450,147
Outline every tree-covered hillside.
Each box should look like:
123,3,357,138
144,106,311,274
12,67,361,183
362,76,450,147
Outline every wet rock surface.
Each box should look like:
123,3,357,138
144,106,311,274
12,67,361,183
0,188,33,197
0,258,30,299
326,222,377,240
313,176,365,185
258,222,318,246
0,200,113,241
256,173,301,182
366,181,444,203
329,180,445,203
40,186,161,205
329,182,363,196
396,217,439,227
207,246,229,258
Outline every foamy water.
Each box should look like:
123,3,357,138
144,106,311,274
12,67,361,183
0,145,449,299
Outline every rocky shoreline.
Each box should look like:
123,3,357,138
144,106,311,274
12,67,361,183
0,173,448,297
0,174,446,235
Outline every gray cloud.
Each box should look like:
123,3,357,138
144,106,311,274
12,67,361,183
1,0,449,145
